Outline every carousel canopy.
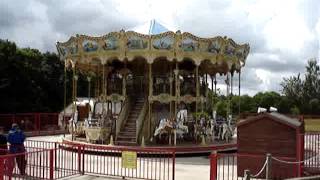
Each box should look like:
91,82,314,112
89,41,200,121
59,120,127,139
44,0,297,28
56,21,250,74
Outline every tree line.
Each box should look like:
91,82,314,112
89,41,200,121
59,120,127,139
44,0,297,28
0,39,319,115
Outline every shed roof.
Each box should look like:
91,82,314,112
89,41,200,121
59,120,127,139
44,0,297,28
237,112,302,129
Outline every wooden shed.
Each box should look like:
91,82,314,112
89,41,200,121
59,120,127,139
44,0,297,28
237,112,304,179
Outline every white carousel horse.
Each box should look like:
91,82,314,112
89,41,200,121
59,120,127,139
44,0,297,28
220,122,235,142
175,119,188,140
175,109,189,139
154,118,168,137
69,111,78,132
209,118,216,142
177,109,187,123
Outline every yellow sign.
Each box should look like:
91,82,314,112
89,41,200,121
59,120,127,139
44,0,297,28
122,151,137,169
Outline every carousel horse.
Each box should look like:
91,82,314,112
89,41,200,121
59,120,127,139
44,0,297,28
153,118,175,144
176,109,187,123
208,117,216,142
220,116,235,142
154,118,169,137
175,109,189,139
194,118,207,141
69,110,78,132
69,110,86,136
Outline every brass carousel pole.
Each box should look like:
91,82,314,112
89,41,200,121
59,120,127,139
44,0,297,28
225,73,228,118
195,65,199,122
148,62,152,138
102,61,106,113
71,62,77,141
205,74,208,112
87,76,91,104
98,66,101,97
122,73,126,97
63,60,67,133
211,75,214,114
226,72,230,121
214,75,217,94
174,62,179,116
230,72,233,118
238,69,241,116
231,72,233,96
169,65,173,118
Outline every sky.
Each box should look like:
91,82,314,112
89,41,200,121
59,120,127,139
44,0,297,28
0,0,319,96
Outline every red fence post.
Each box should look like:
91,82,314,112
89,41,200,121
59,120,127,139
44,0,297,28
49,149,54,179
37,113,41,135
0,157,4,180
82,145,85,175
210,151,218,180
54,142,57,170
78,145,82,174
172,150,175,180
298,134,304,177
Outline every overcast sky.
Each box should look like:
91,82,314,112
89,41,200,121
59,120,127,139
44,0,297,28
0,0,319,96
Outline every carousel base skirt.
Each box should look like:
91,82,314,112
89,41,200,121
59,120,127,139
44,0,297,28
62,137,237,155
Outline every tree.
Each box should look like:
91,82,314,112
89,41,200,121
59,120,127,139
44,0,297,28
281,74,303,106
253,91,281,110
281,58,320,115
0,39,77,113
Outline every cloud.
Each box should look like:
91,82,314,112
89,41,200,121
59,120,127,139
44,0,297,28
0,0,319,95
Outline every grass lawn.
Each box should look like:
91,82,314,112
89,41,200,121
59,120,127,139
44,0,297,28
304,119,320,132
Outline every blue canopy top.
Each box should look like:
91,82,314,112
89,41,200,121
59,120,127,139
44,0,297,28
130,19,172,35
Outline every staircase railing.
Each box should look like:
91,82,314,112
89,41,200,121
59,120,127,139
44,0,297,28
136,99,148,142
116,97,131,139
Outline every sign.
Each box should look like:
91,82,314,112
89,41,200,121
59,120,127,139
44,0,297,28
122,151,137,169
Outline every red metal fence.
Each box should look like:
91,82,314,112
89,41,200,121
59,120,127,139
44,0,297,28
210,132,320,180
304,133,320,175
82,144,175,180
0,140,175,180
0,143,80,180
210,153,300,180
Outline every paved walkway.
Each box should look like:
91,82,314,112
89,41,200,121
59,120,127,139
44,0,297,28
58,156,210,180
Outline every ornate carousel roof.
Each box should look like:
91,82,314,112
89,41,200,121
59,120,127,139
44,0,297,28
56,21,250,74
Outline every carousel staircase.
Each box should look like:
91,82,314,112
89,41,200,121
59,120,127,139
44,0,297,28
116,97,144,146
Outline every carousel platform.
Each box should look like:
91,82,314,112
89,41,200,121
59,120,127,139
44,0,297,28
62,137,237,155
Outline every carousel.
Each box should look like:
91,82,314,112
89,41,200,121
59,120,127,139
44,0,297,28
57,22,250,147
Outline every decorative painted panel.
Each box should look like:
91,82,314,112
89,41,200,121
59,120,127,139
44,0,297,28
236,45,249,60
58,46,68,57
208,39,222,54
153,35,174,50
68,42,78,55
127,36,148,50
103,36,118,50
83,40,99,52
224,41,236,56
181,37,199,52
